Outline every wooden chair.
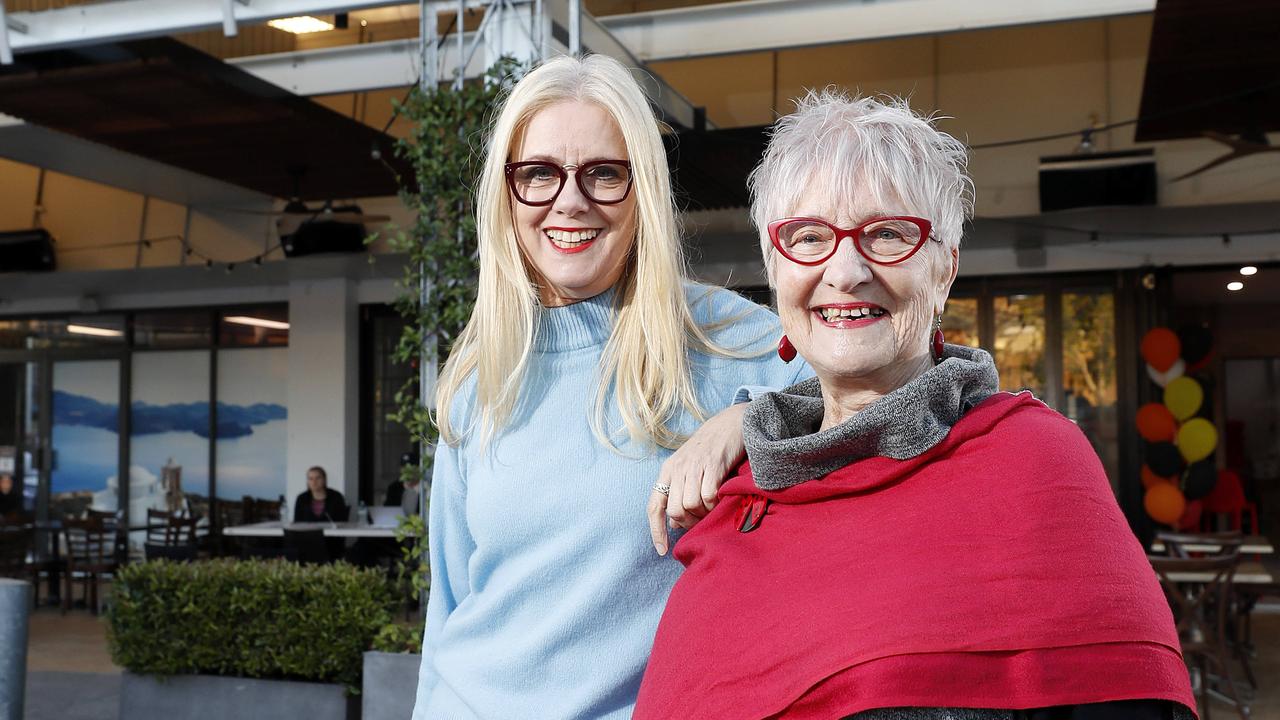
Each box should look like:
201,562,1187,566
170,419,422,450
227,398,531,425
62,518,118,615
1154,532,1259,686
145,508,171,545
0,525,39,606
1149,553,1249,719
214,499,244,557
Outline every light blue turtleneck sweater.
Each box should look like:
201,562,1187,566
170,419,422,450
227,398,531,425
412,284,810,720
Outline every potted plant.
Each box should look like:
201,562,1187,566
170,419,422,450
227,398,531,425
108,558,397,720
362,620,425,720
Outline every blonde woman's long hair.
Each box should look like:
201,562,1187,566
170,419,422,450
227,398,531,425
435,54,743,452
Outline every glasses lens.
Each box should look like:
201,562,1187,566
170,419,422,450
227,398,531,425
859,219,923,260
510,163,563,203
580,163,632,203
777,220,837,260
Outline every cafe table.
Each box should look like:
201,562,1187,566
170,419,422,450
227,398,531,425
223,520,397,539
1159,560,1275,585
1150,534,1274,555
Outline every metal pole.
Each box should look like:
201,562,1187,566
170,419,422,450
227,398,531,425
419,0,436,90
0,579,31,720
453,0,465,89
0,2,14,66
568,0,580,57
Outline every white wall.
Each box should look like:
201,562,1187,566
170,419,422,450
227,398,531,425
286,277,361,508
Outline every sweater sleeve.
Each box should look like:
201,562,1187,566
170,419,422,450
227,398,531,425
413,435,475,715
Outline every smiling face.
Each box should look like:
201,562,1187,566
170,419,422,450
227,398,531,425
510,101,638,307
772,181,958,400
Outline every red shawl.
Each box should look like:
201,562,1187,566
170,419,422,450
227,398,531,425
635,392,1193,719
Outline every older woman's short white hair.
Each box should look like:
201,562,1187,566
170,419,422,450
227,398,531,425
748,90,974,281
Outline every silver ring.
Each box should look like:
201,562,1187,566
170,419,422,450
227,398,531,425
653,483,670,497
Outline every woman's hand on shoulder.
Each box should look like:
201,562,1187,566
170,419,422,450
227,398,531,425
647,403,748,556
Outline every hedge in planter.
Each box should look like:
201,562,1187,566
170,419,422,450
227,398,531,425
107,559,398,689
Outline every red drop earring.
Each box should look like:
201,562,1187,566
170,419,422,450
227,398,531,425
778,335,797,363
932,317,945,363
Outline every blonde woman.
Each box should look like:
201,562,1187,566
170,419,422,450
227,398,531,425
411,55,808,720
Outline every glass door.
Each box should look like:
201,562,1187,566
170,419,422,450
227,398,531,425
48,359,122,521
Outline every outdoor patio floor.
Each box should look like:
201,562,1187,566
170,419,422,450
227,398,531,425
20,602,1280,719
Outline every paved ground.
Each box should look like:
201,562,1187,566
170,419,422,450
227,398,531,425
17,598,1280,719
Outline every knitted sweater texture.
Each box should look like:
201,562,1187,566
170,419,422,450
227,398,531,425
411,284,809,720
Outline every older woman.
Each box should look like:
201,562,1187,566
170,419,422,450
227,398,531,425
634,93,1195,720
411,54,808,720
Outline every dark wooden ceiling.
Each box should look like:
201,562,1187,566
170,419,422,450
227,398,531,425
0,38,410,201
1136,0,1280,142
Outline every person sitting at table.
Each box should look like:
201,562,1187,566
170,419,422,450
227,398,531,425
635,92,1195,720
293,466,349,523
384,452,422,515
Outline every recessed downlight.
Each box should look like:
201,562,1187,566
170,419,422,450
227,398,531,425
1240,266,1258,276
1227,281,1244,292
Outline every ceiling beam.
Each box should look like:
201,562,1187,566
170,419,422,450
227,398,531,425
599,0,1156,62
0,119,272,210
2,0,406,59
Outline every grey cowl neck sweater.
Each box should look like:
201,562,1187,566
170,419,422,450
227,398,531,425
743,343,999,491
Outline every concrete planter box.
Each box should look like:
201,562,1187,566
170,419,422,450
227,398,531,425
120,672,358,720
362,651,421,720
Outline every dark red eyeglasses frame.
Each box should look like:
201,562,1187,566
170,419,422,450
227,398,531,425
503,160,634,207
767,215,938,267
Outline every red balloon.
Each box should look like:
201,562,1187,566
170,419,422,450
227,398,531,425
1136,403,1178,443
1203,468,1245,514
1141,465,1175,489
1141,328,1181,373
1177,500,1203,531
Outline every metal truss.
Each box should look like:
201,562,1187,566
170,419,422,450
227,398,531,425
0,0,406,61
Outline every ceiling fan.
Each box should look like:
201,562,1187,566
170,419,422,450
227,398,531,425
1172,130,1280,181
207,165,392,230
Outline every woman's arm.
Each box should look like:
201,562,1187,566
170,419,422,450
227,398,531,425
647,402,748,556
412,437,476,715
292,492,306,523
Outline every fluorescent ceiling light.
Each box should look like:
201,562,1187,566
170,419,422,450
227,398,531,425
268,16,334,34
1227,281,1244,292
1240,266,1258,276
225,316,290,331
67,324,123,338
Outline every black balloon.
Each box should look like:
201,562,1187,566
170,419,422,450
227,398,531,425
1182,457,1217,500
1178,324,1213,366
1146,442,1183,477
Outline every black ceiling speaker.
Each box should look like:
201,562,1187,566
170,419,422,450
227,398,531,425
1039,149,1156,213
280,207,368,258
0,229,56,273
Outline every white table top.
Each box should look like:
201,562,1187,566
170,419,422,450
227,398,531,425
1160,560,1276,585
222,520,397,539
1150,535,1274,555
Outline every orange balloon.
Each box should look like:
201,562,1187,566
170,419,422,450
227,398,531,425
1144,482,1186,525
1141,328,1181,373
1136,403,1178,442
1141,465,1175,489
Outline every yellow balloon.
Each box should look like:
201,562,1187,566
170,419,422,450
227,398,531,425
1177,418,1218,463
1164,376,1203,421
